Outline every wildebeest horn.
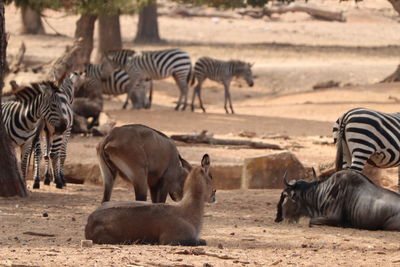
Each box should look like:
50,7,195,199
312,167,317,181
283,170,289,187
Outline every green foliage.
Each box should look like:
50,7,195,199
8,0,136,15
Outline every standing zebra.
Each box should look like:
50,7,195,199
84,61,146,109
2,81,67,187
333,107,400,192
191,57,254,114
105,48,192,110
32,72,82,189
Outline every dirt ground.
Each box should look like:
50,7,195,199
2,0,400,266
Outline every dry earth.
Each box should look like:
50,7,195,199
2,1,400,266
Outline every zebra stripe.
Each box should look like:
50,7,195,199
191,57,254,114
1,81,67,185
107,48,192,110
333,107,400,191
32,72,80,189
84,63,134,109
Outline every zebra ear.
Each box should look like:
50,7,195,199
249,62,255,68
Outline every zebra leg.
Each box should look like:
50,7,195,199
223,81,233,114
32,141,42,189
122,94,129,109
50,151,63,189
197,84,206,113
59,130,71,186
43,136,53,185
190,82,199,112
20,142,33,187
145,80,153,109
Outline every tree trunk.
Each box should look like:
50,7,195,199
134,0,162,44
20,6,45,34
387,0,400,15
380,64,400,83
0,0,27,197
74,14,97,65
96,14,122,63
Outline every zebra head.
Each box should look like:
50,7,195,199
130,79,148,109
39,81,68,135
235,61,254,87
100,56,119,81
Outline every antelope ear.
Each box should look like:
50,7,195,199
201,154,210,174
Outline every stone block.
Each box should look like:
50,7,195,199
241,152,311,189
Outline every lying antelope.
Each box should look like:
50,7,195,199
85,154,216,245
97,124,192,203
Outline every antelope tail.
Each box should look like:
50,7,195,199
97,140,117,202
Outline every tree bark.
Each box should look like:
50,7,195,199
0,0,27,197
20,6,45,34
134,0,162,44
74,14,97,65
387,0,400,15
96,14,122,63
380,64,400,83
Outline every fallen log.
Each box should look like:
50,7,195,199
9,42,26,74
240,3,346,22
170,130,282,150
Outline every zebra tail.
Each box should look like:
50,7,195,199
96,139,117,201
188,67,195,86
335,123,345,172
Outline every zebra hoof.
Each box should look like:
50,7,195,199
33,182,40,189
56,183,63,189
44,179,51,186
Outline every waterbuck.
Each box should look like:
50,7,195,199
275,170,400,230
85,154,216,245
97,124,192,203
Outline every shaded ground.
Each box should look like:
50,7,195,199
1,183,400,267
2,0,400,266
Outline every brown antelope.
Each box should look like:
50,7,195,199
85,154,216,245
97,124,192,203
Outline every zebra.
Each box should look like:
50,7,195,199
84,61,146,110
1,81,67,188
105,48,192,111
190,57,254,114
31,72,83,189
333,107,400,192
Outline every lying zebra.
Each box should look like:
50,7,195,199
191,57,254,114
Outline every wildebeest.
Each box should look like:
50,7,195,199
85,154,216,245
275,170,400,230
97,124,192,203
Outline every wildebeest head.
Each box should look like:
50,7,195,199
274,170,317,223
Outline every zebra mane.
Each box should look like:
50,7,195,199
229,60,251,73
13,81,59,100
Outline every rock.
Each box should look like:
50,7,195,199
81,240,93,248
42,212,48,217
91,120,116,137
241,152,311,189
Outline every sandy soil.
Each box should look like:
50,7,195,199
2,1,400,266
